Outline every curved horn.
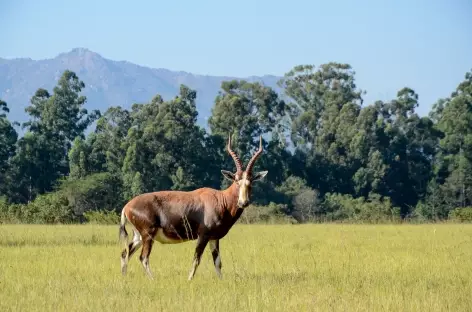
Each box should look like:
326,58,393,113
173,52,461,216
227,134,243,174
245,135,263,174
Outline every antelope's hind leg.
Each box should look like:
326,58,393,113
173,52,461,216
209,239,222,279
121,229,143,276
139,227,157,280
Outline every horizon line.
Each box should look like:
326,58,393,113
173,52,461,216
0,47,287,79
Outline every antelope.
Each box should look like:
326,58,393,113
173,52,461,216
119,134,268,280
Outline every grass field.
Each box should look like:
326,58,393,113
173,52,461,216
0,223,471,312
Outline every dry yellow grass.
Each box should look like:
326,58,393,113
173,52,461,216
0,223,471,311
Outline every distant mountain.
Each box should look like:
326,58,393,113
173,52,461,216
0,48,283,132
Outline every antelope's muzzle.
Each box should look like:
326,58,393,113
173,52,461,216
238,199,249,208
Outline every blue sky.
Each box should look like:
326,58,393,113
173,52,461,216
1,0,471,116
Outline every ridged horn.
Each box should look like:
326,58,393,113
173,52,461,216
227,134,243,175
245,135,263,174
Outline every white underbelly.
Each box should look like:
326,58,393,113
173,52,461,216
155,228,186,244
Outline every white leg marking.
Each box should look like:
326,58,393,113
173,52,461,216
130,229,142,253
141,256,153,280
122,228,143,276
210,240,222,279
121,255,127,275
187,236,209,281
132,229,142,243
214,255,222,278
188,258,199,281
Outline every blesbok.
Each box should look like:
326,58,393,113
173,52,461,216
119,134,268,280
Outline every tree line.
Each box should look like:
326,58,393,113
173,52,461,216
0,63,471,224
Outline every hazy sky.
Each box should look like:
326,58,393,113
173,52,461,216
1,0,471,115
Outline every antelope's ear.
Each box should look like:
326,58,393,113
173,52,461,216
252,170,268,182
221,170,236,181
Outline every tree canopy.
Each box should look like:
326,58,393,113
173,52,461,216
1,66,471,224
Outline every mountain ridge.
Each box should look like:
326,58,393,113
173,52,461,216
0,48,283,132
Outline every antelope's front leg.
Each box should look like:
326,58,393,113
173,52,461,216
188,235,209,281
209,239,222,279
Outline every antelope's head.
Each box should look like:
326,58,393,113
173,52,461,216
221,135,268,208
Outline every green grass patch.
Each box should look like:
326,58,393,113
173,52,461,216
0,223,471,311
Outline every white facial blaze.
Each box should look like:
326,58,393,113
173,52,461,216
238,172,250,206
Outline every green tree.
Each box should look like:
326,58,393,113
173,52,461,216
208,80,288,200
9,70,100,203
433,70,472,211
119,85,217,201
209,80,287,159
278,63,364,195
351,89,440,216
0,100,18,197
68,137,89,179
91,106,132,174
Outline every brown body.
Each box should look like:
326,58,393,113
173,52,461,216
119,135,268,280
